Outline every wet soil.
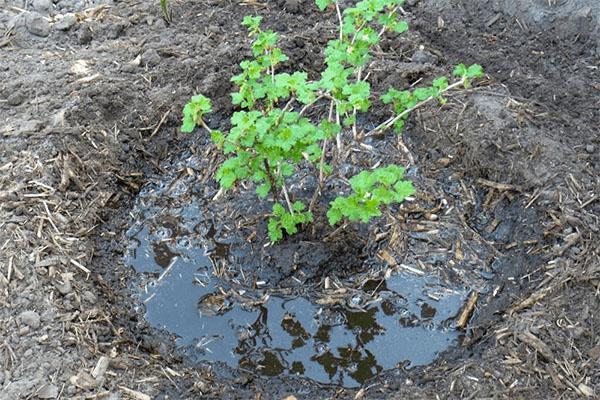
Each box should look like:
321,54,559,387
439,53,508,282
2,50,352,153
1,0,599,398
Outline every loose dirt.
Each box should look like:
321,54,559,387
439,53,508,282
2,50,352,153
1,0,598,398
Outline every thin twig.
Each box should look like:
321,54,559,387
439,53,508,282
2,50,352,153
281,181,295,215
366,78,467,137
335,2,343,41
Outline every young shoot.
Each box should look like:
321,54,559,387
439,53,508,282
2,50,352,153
181,0,484,243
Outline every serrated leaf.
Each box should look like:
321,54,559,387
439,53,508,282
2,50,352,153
393,119,405,134
218,171,236,188
393,180,416,200
466,64,484,78
327,204,343,225
432,76,448,90
413,87,435,101
452,63,467,77
393,20,408,33
343,115,356,127
292,201,306,212
256,182,271,198
381,88,401,104
242,15,262,35
272,203,286,217
349,171,373,194
316,0,332,11
280,163,294,177
268,218,283,242
372,187,395,204
181,112,196,133
280,212,298,234
210,130,225,146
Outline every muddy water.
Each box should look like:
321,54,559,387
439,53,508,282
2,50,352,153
124,163,468,388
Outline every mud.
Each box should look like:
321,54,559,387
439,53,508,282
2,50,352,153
124,152,472,388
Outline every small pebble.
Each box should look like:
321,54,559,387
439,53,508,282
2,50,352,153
26,12,50,37
81,290,97,304
411,49,438,64
285,0,300,13
56,281,73,295
585,144,595,154
32,0,52,14
19,310,41,329
37,384,59,399
107,22,127,39
78,27,93,44
141,49,161,67
7,92,24,106
54,14,77,31
66,385,77,396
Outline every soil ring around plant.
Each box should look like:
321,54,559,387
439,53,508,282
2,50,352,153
1,0,599,398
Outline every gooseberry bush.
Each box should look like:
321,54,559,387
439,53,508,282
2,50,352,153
182,0,483,242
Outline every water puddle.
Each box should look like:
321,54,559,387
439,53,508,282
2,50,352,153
125,157,469,388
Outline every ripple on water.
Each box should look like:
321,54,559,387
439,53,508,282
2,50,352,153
125,163,468,387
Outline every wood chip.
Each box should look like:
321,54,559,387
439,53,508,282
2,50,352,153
457,291,478,329
517,331,554,361
578,383,596,397
454,241,464,261
70,258,91,275
119,386,151,400
398,263,425,276
92,356,109,380
509,288,549,315
377,249,397,266
476,178,522,192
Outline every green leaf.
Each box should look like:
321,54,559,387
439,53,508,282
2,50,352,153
316,0,333,11
218,171,236,188
181,110,196,133
281,212,298,234
413,87,435,101
343,114,356,127
210,130,225,147
328,165,415,226
393,20,408,33
326,202,343,225
268,218,283,242
372,187,395,204
349,171,373,194
381,88,401,104
181,94,212,133
280,163,294,177
272,203,286,217
466,64,484,78
393,180,416,200
393,119,405,134
452,63,467,77
242,15,262,35
256,182,271,198
432,77,448,91
292,201,306,212
343,81,371,111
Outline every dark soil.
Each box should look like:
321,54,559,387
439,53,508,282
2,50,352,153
1,0,599,398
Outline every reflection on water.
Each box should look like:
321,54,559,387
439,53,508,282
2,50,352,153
124,165,467,388
125,202,466,387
